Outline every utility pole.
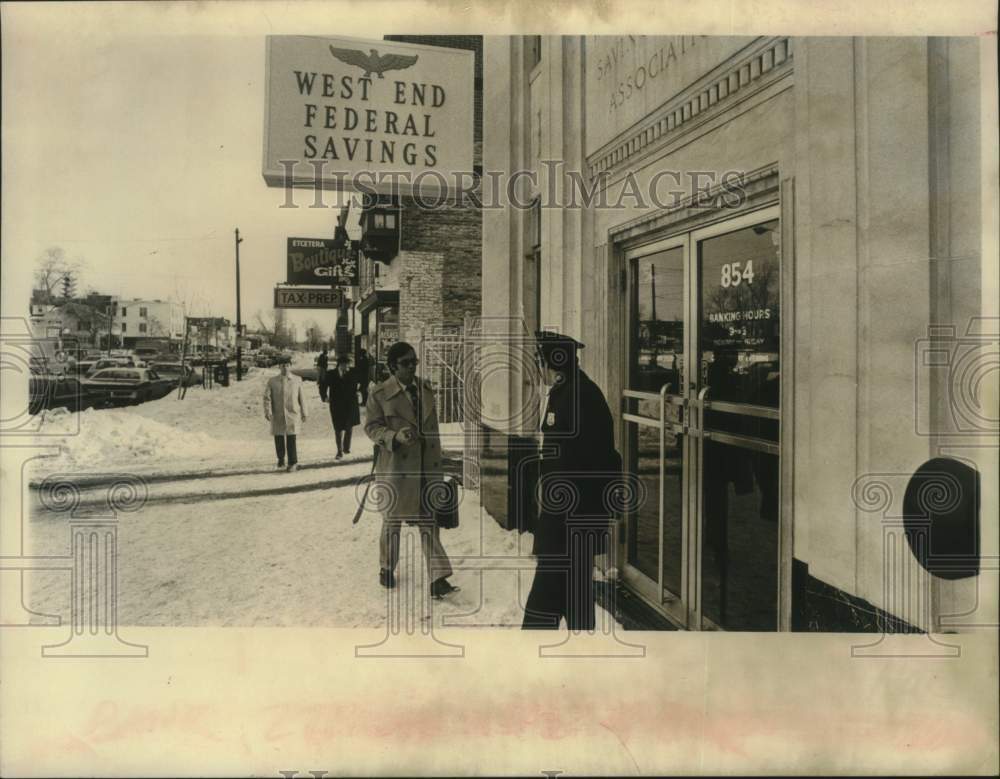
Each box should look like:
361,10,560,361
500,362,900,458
235,228,244,381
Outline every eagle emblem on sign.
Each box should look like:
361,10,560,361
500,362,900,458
329,46,419,78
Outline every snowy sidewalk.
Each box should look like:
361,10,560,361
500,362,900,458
25,479,544,628
27,355,466,482
22,353,623,630
29,456,376,509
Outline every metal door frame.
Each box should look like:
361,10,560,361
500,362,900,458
621,233,693,629
619,204,787,631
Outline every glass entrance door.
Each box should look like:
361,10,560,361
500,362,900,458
621,206,783,630
622,239,689,627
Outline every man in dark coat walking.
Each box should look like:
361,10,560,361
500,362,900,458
317,347,330,401
324,354,360,459
522,331,621,631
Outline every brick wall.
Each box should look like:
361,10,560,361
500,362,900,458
398,250,444,335
399,195,482,329
366,35,484,341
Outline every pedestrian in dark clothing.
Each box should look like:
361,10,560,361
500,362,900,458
317,347,329,401
355,349,371,405
522,331,621,631
324,355,359,459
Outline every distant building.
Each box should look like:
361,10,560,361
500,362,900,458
184,316,234,354
32,301,111,349
30,301,55,320
244,330,270,351
29,290,115,354
114,298,185,348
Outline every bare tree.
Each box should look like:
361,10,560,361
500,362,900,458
254,309,297,348
147,315,166,338
172,277,206,318
34,247,85,302
253,309,276,336
304,318,327,351
273,309,293,349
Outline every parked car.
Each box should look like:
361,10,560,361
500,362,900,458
81,367,174,406
150,361,200,388
28,375,97,415
74,359,99,376
189,351,224,366
133,346,168,362
79,357,136,376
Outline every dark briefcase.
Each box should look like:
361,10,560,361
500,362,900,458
432,475,460,530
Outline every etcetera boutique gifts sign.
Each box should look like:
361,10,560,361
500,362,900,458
287,238,359,286
263,36,474,193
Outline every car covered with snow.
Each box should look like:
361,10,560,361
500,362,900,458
149,361,200,388
81,367,174,405
81,356,147,375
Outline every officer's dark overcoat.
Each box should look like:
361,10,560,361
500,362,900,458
533,366,619,556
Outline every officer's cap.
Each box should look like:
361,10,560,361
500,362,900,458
535,331,585,370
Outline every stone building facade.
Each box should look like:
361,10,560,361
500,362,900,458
478,36,996,633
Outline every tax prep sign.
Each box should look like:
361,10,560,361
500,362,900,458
263,36,474,192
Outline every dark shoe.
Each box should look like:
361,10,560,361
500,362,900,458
379,569,396,589
335,452,343,460
430,577,460,599
276,462,285,470
343,448,351,454
287,463,299,472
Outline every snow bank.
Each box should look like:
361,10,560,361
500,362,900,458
31,405,229,473
30,363,309,475
28,354,470,477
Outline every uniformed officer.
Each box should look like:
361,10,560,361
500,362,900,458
522,331,620,630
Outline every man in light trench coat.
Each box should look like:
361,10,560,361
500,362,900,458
364,341,457,597
264,357,307,472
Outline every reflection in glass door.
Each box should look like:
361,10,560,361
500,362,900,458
622,240,689,626
695,215,781,631
620,206,783,631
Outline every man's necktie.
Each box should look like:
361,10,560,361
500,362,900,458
406,383,420,422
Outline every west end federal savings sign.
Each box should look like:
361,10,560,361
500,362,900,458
263,36,474,194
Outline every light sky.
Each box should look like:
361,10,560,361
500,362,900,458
3,0,616,337
0,0,703,342
3,1,991,341
1,4,378,336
